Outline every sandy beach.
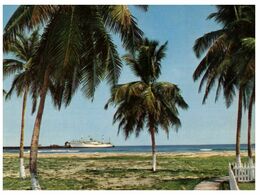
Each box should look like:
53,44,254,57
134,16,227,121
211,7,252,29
3,150,250,158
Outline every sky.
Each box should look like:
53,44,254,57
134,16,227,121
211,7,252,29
2,5,255,146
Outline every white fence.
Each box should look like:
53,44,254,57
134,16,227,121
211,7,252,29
231,162,255,182
228,163,239,190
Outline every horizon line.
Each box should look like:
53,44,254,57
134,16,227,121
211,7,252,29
3,143,255,147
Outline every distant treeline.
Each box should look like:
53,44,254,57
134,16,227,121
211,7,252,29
3,145,66,149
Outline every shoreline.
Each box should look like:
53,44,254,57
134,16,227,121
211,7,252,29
3,151,251,158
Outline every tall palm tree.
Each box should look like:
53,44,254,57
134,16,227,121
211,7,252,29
105,38,188,171
4,5,146,190
247,84,254,165
192,5,255,165
3,29,40,179
239,37,255,164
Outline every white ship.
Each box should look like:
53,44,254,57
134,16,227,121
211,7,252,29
65,138,114,148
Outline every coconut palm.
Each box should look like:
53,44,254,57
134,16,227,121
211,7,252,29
239,37,255,164
3,29,40,179
193,5,255,165
247,84,254,164
4,5,146,190
105,38,188,171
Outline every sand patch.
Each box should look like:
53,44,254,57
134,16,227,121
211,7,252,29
96,176,154,189
3,151,250,159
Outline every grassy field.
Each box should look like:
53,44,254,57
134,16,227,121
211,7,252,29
3,152,254,190
220,181,255,190
238,182,255,190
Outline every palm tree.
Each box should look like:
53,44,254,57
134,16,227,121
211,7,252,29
4,5,146,190
247,84,254,165
239,37,255,164
105,38,188,171
192,5,255,165
3,29,40,179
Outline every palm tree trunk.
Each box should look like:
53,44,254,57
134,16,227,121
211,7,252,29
248,85,254,165
19,88,28,179
150,126,156,172
29,68,50,190
236,87,243,166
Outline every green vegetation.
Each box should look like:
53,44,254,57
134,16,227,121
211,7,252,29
3,154,251,190
4,28,41,179
219,182,230,190
238,182,255,190
220,181,255,190
3,5,255,191
193,5,255,164
105,38,188,172
4,5,146,189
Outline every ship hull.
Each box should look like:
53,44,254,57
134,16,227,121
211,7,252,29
69,143,114,148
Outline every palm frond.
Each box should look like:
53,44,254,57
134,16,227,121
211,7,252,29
102,5,143,52
134,5,148,12
193,34,227,81
5,72,27,100
4,5,58,51
193,29,225,58
156,41,168,61
3,59,24,78
241,37,255,51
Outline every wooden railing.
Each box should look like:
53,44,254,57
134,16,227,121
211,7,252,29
228,163,239,190
231,162,255,182
228,161,255,190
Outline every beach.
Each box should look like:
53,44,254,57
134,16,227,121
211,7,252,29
2,3,255,191
3,151,254,190
3,150,250,158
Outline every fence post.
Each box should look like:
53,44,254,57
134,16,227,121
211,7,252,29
229,163,239,190
232,161,255,182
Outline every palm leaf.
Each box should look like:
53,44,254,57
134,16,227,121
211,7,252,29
3,59,24,78
102,5,143,52
193,29,225,58
4,5,57,51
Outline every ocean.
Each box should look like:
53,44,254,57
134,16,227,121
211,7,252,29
3,144,254,154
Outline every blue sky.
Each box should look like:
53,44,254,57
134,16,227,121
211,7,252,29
3,5,255,146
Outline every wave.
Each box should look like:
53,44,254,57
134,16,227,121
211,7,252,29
25,150,80,153
200,149,213,151
41,150,80,153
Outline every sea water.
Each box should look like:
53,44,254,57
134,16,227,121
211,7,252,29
3,144,254,154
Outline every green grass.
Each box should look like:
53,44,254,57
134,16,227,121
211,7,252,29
2,154,251,190
219,181,255,190
238,182,255,190
219,181,230,190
